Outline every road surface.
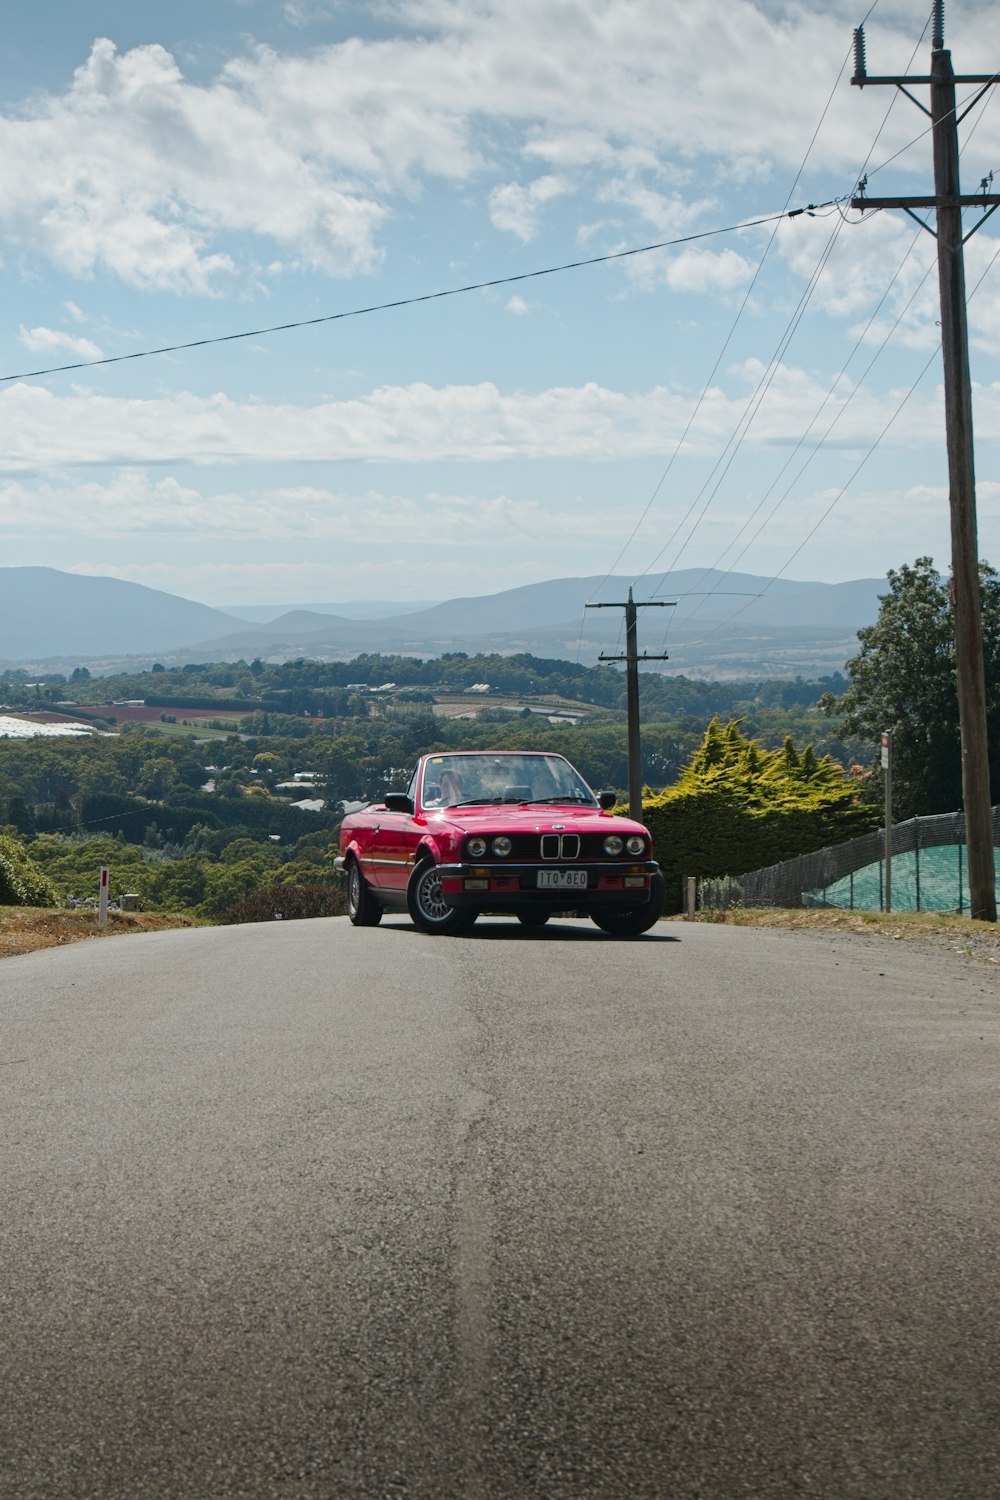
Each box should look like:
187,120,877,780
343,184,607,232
2,915,999,1498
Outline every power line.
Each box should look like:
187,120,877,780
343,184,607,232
571,23,874,666
673,222,936,627
674,19,999,644
632,5,938,642
677,230,1000,656
588,2,917,621
0,207,831,387
585,67,858,602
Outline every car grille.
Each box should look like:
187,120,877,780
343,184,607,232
540,833,580,860
492,833,635,861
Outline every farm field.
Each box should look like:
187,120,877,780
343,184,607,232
430,692,590,722
4,706,248,740
82,702,248,725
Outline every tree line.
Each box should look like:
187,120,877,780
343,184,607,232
3,557,995,919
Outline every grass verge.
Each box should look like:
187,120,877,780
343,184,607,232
669,906,1000,964
0,907,201,960
4,903,999,966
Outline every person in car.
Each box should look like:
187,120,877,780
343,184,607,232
439,769,463,804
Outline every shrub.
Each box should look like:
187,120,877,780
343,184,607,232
642,719,880,912
0,833,58,907
215,882,348,926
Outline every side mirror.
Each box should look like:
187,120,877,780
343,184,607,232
598,790,618,811
384,791,414,814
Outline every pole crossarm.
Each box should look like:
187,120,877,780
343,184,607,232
851,195,1000,209
851,73,999,86
585,601,677,610
598,653,672,663
851,195,1000,243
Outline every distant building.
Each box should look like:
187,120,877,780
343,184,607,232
464,683,491,694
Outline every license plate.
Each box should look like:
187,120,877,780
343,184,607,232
537,869,588,890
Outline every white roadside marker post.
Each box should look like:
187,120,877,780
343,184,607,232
98,865,109,927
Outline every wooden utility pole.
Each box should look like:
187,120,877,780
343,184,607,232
851,3,999,920
586,588,674,820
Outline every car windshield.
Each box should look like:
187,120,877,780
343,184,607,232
420,753,597,809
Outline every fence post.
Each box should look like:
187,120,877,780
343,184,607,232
684,876,697,920
914,817,921,912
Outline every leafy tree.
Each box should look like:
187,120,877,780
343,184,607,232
4,795,36,835
0,833,57,906
824,557,1000,818
134,756,178,799
200,858,269,917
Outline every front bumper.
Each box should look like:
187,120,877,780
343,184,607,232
435,859,660,909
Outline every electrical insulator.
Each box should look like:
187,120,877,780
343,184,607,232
933,0,945,52
852,27,867,85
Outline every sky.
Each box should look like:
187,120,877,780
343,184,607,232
1,0,999,610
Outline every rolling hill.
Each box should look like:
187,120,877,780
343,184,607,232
0,566,885,677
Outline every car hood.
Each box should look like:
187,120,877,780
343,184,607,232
423,805,649,837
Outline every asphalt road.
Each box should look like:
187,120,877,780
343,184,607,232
2,915,999,1499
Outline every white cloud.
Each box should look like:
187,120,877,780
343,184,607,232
18,325,104,362
0,37,387,292
489,175,571,241
0,468,614,548
2,4,995,293
505,295,529,315
659,247,756,295
0,368,986,473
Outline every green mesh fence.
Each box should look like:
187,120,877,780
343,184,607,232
701,808,1000,914
810,843,1000,914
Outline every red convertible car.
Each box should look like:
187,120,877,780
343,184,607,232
336,750,666,936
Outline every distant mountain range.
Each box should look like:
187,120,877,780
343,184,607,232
225,599,441,623
0,566,886,678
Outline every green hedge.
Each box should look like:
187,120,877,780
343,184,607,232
639,720,880,911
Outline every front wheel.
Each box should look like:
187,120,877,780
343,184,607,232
407,860,477,935
590,872,666,937
346,857,383,927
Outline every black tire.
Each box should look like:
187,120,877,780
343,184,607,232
517,910,551,928
407,859,476,935
590,872,666,937
346,857,383,927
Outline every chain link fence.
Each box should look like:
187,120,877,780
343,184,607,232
699,808,1000,915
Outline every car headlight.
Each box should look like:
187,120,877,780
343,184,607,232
603,834,624,855
625,835,646,856
492,835,513,856
466,836,488,858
